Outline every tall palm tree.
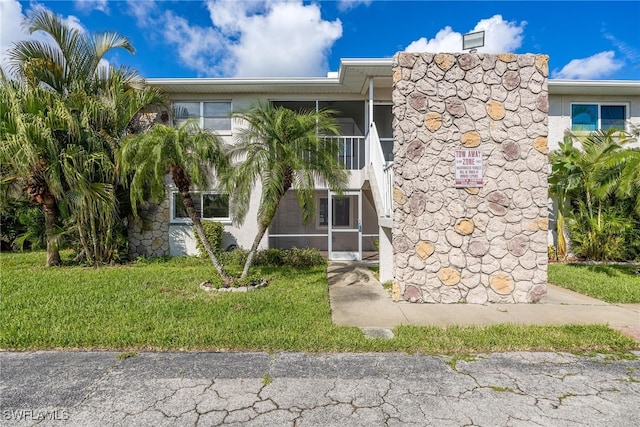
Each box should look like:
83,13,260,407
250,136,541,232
226,101,348,278
118,122,230,280
7,8,135,94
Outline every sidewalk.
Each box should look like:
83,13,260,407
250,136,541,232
327,261,640,339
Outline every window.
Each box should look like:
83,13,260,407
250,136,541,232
318,197,350,228
171,192,230,222
172,101,231,132
571,103,627,132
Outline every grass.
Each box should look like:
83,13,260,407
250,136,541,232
1,251,638,354
548,263,640,303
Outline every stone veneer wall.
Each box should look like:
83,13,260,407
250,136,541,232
128,199,170,258
392,53,549,304
126,106,171,259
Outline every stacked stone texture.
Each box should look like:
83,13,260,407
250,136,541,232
126,107,172,259
392,53,549,304
128,200,170,258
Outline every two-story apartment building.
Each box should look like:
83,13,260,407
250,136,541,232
134,57,639,284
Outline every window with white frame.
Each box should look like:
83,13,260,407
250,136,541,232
571,103,627,132
171,192,230,223
172,101,232,132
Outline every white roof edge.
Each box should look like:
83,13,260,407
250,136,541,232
146,76,339,85
338,57,394,66
549,79,640,86
549,79,640,87
146,58,394,85
146,58,639,94
549,79,640,96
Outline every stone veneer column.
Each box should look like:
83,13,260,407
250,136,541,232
392,53,549,304
128,199,170,258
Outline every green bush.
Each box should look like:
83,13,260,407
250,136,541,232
0,200,47,250
567,204,635,261
218,247,325,270
219,248,248,269
285,247,326,268
254,248,286,266
194,221,224,256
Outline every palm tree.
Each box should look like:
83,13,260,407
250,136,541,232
593,138,640,215
549,136,581,260
226,101,348,278
118,121,230,280
0,77,115,266
4,8,165,265
1,79,64,265
550,127,636,260
7,8,135,94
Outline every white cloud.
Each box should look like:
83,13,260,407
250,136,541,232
63,15,87,34
162,11,226,76
0,0,27,74
130,0,342,77
406,26,462,53
225,1,343,77
337,1,372,12
74,0,109,13
602,30,640,64
126,0,159,28
552,51,624,80
405,15,526,54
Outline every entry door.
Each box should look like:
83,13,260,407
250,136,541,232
328,191,362,260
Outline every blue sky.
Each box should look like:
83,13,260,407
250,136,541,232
2,0,639,80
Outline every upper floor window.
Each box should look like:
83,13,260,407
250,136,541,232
171,191,230,223
571,103,627,132
172,101,232,133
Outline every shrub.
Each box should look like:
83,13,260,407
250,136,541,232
0,200,47,251
567,204,633,261
219,248,248,269
194,221,224,256
254,248,286,266
219,247,325,270
285,247,326,268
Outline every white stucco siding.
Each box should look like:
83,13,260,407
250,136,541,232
167,178,265,256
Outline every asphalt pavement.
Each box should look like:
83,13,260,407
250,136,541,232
1,350,640,426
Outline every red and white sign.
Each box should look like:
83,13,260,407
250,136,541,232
455,149,483,187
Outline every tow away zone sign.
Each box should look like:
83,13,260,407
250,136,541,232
455,149,483,187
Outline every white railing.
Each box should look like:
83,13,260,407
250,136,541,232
323,136,365,170
382,162,394,217
368,123,393,217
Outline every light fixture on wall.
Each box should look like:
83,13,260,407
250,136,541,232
462,31,485,53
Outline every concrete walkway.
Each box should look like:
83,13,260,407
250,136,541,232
327,261,640,339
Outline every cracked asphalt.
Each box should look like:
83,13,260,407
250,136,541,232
1,351,639,426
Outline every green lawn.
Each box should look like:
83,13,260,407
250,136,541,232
548,263,640,303
1,251,637,354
